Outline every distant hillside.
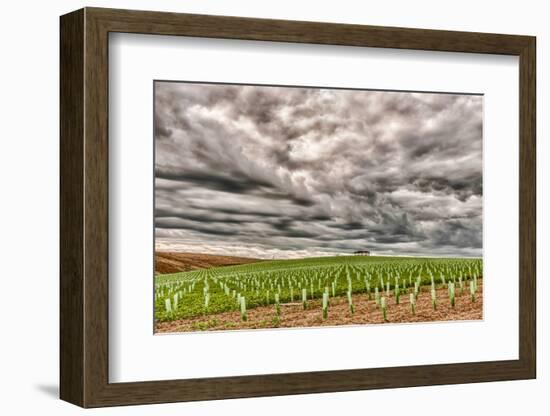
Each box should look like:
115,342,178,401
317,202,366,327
155,252,263,274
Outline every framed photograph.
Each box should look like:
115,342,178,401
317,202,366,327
60,7,536,407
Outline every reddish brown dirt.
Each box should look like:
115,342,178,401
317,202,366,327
156,281,483,333
155,252,263,274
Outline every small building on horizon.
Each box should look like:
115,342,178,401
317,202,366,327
353,250,371,256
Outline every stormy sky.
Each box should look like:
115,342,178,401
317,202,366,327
154,81,482,259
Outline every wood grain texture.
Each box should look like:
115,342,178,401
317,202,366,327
59,7,537,408
88,7,532,54
59,8,84,406
518,38,536,376
83,9,110,407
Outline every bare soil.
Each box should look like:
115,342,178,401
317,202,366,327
156,281,483,333
155,252,263,274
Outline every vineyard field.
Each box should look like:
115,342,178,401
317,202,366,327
155,255,482,332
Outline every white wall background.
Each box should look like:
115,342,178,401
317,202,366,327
0,0,545,414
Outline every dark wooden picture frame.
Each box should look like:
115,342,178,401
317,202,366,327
60,7,536,408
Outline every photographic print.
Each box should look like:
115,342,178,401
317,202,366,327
154,81,483,333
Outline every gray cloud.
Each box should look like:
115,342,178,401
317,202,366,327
154,82,482,258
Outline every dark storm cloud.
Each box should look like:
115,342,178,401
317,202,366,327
154,82,483,258
157,169,275,194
